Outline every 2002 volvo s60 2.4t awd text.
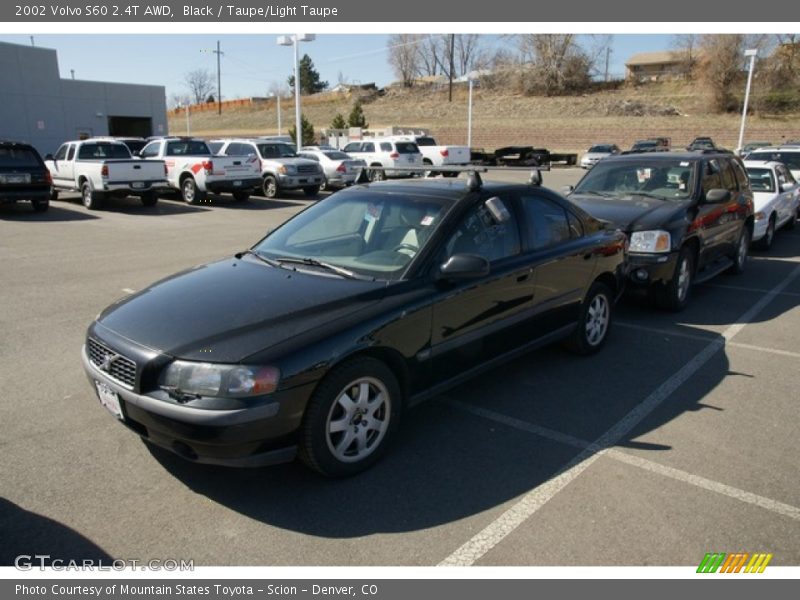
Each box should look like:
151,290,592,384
82,173,627,476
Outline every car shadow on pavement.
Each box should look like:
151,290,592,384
147,318,731,542
0,204,99,221
211,197,310,210
0,498,112,566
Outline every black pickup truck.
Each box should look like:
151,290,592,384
565,151,754,310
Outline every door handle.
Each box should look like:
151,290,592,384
516,273,530,283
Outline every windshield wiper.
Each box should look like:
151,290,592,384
273,257,374,281
576,190,617,197
627,192,667,200
235,249,280,267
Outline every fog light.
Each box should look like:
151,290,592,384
634,269,649,281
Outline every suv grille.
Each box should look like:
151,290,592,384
297,164,318,174
87,338,137,389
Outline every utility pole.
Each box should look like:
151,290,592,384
604,47,610,82
29,36,34,47
70,69,75,80
448,34,455,103
202,42,224,115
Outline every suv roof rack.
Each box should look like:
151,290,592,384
360,165,551,191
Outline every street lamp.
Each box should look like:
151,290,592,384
269,92,282,135
277,34,316,151
467,71,480,148
737,48,758,154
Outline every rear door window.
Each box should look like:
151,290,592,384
380,142,392,152
395,142,420,154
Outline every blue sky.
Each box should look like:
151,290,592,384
0,34,673,101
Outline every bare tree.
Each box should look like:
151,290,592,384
584,34,614,81
672,34,700,80
168,93,191,110
387,34,421,87
699,34,745,112
517,34,591,94
417,35,444,77
455,34,485,77
184,69,215,105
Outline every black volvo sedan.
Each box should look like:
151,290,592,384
82,174,627,476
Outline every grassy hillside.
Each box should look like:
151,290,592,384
169,81,800,154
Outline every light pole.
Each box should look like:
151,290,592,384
467,72,479,148
270,92,282,135
278,34,316,151
737,48,758,154
176,103,190,135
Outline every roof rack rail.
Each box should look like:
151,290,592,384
359,165,550,191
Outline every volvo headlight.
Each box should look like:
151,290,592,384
159,361,280,398
628,230,671,253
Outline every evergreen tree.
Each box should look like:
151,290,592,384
288,114,316,147
348,101,369,128
287,55,328,95
331,113,347,129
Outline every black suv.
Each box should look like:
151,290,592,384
0,140,51,212
566,151,754,310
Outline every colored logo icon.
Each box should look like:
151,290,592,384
697,552,773,573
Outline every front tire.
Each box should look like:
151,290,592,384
303,185,320,197
81,182,103,210
299,357,401,477
756,215,775,250
564,281,612,355
656,246,694,311
262,175,278,199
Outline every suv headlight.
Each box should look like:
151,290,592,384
159,361,280,398
277,165,297,175
628,230,671,253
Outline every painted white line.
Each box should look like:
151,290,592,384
122,288,136,294
749,256,800,264
607,450,800,522
701,282,800,298
446,400,800,522
439,264,800,566
617,321,800,360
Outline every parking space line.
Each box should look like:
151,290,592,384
122,288,136,294
438,264,800,566
445,400,800,523
617,322,800,360
701,283,800,298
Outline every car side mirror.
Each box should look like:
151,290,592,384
781,182,795,192
561,185,574,195
704,188,731,204
44,154,54,161
437,254,490,280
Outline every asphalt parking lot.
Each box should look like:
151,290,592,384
1,168,799,567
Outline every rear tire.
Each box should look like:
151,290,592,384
181,176,204,204
49,189,59,201
299,357,402,478
726,226,750,275
31,199,49,212
564,281,613,355
368,166,386,182
140,192,158,207
656,245,694,311
81,182,103,210
232,191,250,202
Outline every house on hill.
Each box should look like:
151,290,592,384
625,51,690,82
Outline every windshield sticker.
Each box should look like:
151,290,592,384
364,203,383,223
680,161,690,167
420,215,434,226
637,168,652,183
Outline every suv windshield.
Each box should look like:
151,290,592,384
746,151,800,171
253,189,452,280
574,158,697,201
257,143,297,159
589,145,615,153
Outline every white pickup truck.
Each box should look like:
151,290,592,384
138,137,262,204
394,135,470,175
45,140,168,209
